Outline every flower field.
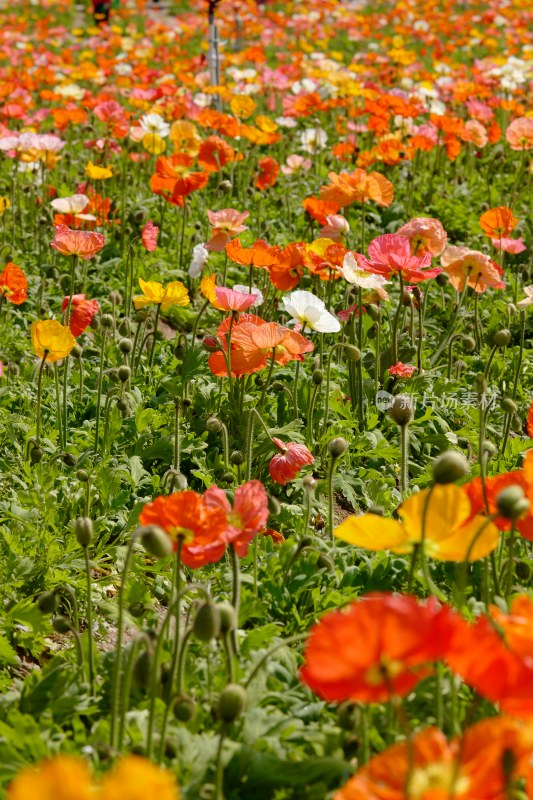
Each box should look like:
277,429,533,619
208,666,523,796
0,0,533,796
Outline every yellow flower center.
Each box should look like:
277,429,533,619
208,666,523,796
227,511,243,528
168,526,194,544
364,655,404,686
408,762,469,800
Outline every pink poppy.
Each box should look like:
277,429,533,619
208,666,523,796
395,218,447,257
61,294,99,336
206,208,250,252
269,438,314,486
51,225,105,260
141,221,159,252
441,246,505,293
214,285,258,312
358,234,442,283
506,117,533,151
491,237,527,255
319,214,350,241
203,480,269,557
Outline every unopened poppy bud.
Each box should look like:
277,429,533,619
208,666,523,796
173,694,196,722
389,394,414,426
118,320,131,336
139,525,173,558
118,365,131,383
501,397,517,414
344,344,361,361
174,342,186,359
482,440,497,457
221,471,234,484
63,453,77,467
90,316,100,331
182,398,192,409
401,290,412,306
368,505,385,516
107,368,120,384
496,486,530,521
302,475,317,492
461,336,476,352
128,601,145,618
507,303,518,316
272,381,285,391
30,446,44,465
474,373,487,395
298,535,314,551
216,602,236,633
37,591,59,614
7,362,20,377
108,291,122,306
193,602,221,641
511,414,522,433
432,451,469,484
457,437,470,450
230,450,244,465
75,516,93,547
366,304,380,321
218,683,247,722
436,273,449,287
206,416,223,433
317,553,335,571
101,313,115,329
133,649,152,689
493,329,511,347
117,397,131,416
53,615,72,634
77,469,90,482
337,701,357,731
202,335,219,352
119,337,133,354
219,179,232,192
328,437,348,458
312,369,323,385
268,494,281,515
254,375,264,387
133,209,147,223
134,310,147,323
71,344,83,359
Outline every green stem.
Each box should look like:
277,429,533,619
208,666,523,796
148,303,162,369
93,330,108,455
399,423,409,499
391,273,404,365
83,546,95,696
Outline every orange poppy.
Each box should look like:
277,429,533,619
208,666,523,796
320,168,394,208
0,262,28,305
232,320,313,367
197,109,240,138
138,491,228,569
479,206,519,238
302,195,340,226
440,246,505,293
150,154,209,204
255,157,279,191
305,238,346,281
197,135,235,172
269,242,306,291
300,593,455,704
208,314,270,378
226,238,280,269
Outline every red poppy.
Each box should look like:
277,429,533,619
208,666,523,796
138,490,228,569
389,362,415,378
197,135,235,172
61,294,99,336
359,234,441,283
255,157,279,191
203,480,269,557
269,242,306,291
300,593,455,703
0,262,28,305
269,438,314,485
141,221,158,252
50,225,105,260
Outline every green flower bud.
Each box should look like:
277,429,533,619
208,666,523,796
337,701,357,731
216,602,236,633
496,486,530,521
389,394,414,426
75,517,93,547
53,615,72,634
37,591,59,615
218,683,247,722
500,398,517,414
139,525,173,559
63,453,77,467
312,369,323,385
128,602,145,618
30,446,44,465
206,417,223,433
133,649,152,689
119,338,133,354
493,329,511,347
344,344,361,361
71,344,83,359
101,313,115,329
436,273,449,287
77,469,90,482
230,450,244,466
328,437,348,457
368,505,385,516
432,451,470,484
173,694,196,722
193,602,221,641
461,336,476,353
118,365,131,383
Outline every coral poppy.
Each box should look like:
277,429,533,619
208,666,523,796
388,362,415,378
208,314,270,377
50,225,105,260
150,154,209,204
141,221,159,252
306,238,346,281
133,278,189,312
440,246,505,293
31,320,76,362
198,136,235,172
269,438,314,485
7,755,93,800
319,214,350,242
300,593,453,704
395,217,448,257
506,117,533,150
335,484,500,562
206,209,249,252
358,234,442,283
479,207,519,238
61,294,99,337
232,321,314,367
138,491,228,569
214,286,258,312
255,157,279,191
0,262,27,305
203,480,269,557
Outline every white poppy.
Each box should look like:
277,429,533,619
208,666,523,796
232,284,263,307
340,252,390,290
189,243,209,278
282,290,340,333
51,194,90,214
299,127,328,154
517,285,533,310
139,113,170,139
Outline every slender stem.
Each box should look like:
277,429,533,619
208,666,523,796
391,273,404,365
230,544,240,656
327,453,336,539
214,725,228,800
54,361,64,450
35,354,48,449
166,540,183,701
83,546,95,696
399,424,409,499
322,342,345,437
148,303,162,369
93,330,108,455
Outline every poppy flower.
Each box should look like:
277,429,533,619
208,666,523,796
479,207,519,238
300,593,454,704
189,243,209,278
208,314,270,377
138,490,228,569
0,262,28,305
335,484,500,562
441,246,505,293
358,234,442,283
232,320,314,367
198,136,235,172
340,252,390,291
281,154,312,175
31,320,76,363
282,290,341,333
50,225,105,260
305,238,346,281
98,756,179,800
150,154,209,204
85,162,113,180
395,217,448,257
320,168,394,208
229,95,257,119
61,294,99,336
169,120,202,157
141,221,159,252
133,278,189,312
269,242,306,291
333,718,530,800
214,286,258,312
388,362,415,378
203,480,269,557
7,755,93,800
302,195,340,226
205,209,249,252
491,236,526,254
518,285,533,310
50,194,90,215
226,238,279,269
255,157,279,191
506,117,533,150
319,214,350,242
269,438,314,485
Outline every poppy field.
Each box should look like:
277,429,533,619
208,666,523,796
1,0,533,797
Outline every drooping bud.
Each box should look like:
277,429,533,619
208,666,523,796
389,394,414,426
432,451,470,484
193,601,221,642
328,437,348,458
139,525,173,558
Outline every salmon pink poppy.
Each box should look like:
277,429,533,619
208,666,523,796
206,208,249,252
506,117,533,150
395,217,447,256
359,234,442,283
300,593,455,704
50,225,105,259
208,314,270,377
61,294,99,336
214,286,258,312
203,480,269,557
389,362,415,378
0,262,27,305
232,321,314,366
269,438,314,485
441,246,505,293
141,221,159,252
491,237,526,254
138,490,228,569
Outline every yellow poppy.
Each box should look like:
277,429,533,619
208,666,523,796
169,120,201,157
98,756,179,800
133,278,189,312
200,274,223,310
255,115,278,133
142,132,166,155
335,484,499,562
31,320,76,362
7,755,92,800
0,196,10,215
229,95,257,119
85,161,113,180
